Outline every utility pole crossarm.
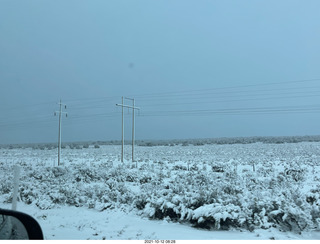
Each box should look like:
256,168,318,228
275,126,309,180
116,104,140,110
55,111,67,115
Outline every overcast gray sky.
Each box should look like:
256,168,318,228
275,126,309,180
1,0,320,144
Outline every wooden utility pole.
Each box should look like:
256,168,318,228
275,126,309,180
54,99,67,166
116,97,139,163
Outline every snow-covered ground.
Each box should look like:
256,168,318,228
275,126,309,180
1,201,319,240
1,142,320,240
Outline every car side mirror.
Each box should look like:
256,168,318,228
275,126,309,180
0,208,43,240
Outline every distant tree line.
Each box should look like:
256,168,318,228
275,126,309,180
136,135,320,147
2,135,320,149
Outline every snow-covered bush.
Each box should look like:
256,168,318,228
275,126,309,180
20,183,39,204
190,203,242,230
36,195,54,210
10,161,318,233
0,179,12,195
1,142,320,234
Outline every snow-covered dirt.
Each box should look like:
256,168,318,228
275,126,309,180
1,201,319,240
1,142,320,240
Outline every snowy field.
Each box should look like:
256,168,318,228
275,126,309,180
1,142,320,240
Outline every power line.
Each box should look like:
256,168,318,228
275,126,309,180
1,78,320,114
1,78,320,138
3,77,318,112
2,100,320,129
139,104,320,117
129,78,320,99
136,85,320,103
140,92,320,108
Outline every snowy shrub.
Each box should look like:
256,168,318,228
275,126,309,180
284,168,307,183
211,165,224,173
49,190,67,204
134,193,148,210
2,142,320,234
306,188,320,206
133,160,318,232
156,200,181,220
58,185,81,206
141,195,181,220
269,207,311,232
143,203,156,218
189,163,199,171
74,166,102,183
244,196,277,231
36,196,54,210
190,203,242,230
172,162,188,171
306,188,320,228
108,165,127,182
0,180,12,194
51,166,68,177
111,182,132,203
95,201,113,211
139,175,152,184
266,190,314,233
19,184,38,204
138,163,149,171
126,174,135,182
2,193,14,204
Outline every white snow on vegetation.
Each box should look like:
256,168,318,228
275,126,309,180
1,142,320,240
